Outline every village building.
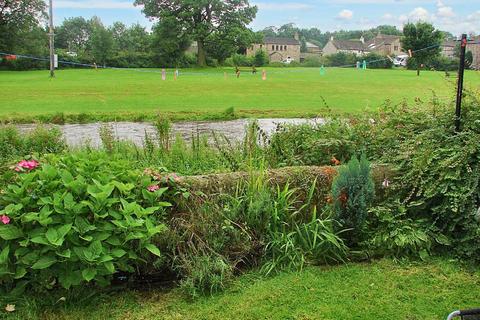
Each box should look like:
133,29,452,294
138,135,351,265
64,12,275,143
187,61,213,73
247,34,301,63
441,39,457,59
323,33,404,56
468,36,480,70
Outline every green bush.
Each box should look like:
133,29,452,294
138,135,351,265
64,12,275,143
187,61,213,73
325,52,357,67
253,50,269,67
363,52,393,69
331,155,375,245
231,54,252,67
0,152,170,294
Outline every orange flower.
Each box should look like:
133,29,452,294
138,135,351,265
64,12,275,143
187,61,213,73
331,157,341,166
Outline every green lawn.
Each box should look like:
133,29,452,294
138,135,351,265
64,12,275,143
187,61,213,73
8,259,479,320
1,68,479,122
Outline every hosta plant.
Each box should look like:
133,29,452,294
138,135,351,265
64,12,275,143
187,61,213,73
0,152,171,294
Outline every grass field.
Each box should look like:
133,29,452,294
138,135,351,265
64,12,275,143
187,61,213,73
1,68,479,123
8,259,479,320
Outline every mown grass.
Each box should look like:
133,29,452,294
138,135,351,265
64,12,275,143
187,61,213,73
5,259,479,320
1,68,479,123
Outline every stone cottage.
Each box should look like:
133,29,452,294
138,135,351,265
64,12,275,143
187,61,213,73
323,33,403,56
468,36,480,70
247,34,301,63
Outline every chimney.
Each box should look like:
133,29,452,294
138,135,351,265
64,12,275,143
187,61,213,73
294,32,300,41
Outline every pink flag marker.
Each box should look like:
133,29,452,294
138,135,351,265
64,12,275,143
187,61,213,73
262,69,267,81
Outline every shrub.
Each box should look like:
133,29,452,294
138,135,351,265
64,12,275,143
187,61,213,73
0,152,170,294
253,50,269,67
325,52,357,67
331,155,375,245
363,52,393,69
231,54,252,67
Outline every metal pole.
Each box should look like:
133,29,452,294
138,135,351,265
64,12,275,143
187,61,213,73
48,0,55,78
455,34,467,132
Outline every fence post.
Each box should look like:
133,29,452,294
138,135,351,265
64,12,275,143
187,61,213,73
455,34,467,132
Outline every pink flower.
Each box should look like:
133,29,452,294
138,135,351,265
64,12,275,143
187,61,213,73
147,185,160,192
14,159,40,172
1,215,10,225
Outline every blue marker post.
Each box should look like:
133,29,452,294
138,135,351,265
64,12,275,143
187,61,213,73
362,60,367,70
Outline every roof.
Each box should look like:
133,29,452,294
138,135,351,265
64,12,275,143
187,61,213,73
264,37,300,45
331,40,366,51
306,41,320,48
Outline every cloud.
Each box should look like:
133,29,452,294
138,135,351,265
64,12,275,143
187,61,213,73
54,0,136,9
436,1,455,18
408,7,431,21
253,2,313,10
337,9,354,20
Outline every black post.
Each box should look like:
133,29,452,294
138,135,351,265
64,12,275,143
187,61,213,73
455,34,467,132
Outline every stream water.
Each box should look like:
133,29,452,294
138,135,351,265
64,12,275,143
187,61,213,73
17,118,323,148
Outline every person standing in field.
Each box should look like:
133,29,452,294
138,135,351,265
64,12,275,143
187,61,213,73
235,66,240,78
252,66,257,75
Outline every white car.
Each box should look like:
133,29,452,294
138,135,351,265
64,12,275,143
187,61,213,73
393,55,408,67
283,57,295,64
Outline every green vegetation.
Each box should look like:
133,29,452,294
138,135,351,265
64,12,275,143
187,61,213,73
5,259,480,320
1,68,479,123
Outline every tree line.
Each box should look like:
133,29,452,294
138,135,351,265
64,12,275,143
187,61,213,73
0,0,467,71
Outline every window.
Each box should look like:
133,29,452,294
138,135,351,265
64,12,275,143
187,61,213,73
260,44,263,49
272,45,275,50
394,46,399,51
284,45,287,50
276,45,279,51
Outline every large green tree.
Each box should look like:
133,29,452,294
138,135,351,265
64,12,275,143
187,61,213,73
89,17,114,66
0,0,46,53
55,17,92,52
401,22,443,76
134,0,257,66
151,17,190,67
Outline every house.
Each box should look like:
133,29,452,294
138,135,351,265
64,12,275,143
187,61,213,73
305,41,322,54
468,36,480,70
247,34,301,63
323,33,404,56
365,34,403,56
322,37,367,56
441,39,457,59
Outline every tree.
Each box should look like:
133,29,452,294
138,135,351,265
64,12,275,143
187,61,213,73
205,26,257,63
0,0,46,53
151,17,191,67
56,17,92,52
89,17,114,66
134,0,257,66
401,22,442,76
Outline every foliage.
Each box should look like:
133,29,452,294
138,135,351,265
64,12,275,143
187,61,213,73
401,22,443,75
363,52,393,69
151,18,191,68
0,152,170,294
325,52,357,67
331,155,375,246
135,0,257,66
0,126,66,165
366,201,434,259
253,49,269,67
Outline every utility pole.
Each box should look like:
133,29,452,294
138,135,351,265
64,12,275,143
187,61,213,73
48,0,55,78
455,33,467,132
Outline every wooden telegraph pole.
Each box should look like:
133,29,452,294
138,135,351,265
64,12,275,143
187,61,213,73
455,34,467,132
48,0,55,78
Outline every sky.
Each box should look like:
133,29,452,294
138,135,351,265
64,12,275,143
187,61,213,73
50,0,480,35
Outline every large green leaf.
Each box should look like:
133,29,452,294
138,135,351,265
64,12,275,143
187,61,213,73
82,268,97,282
0,225,23,240
31,256,57,270
0,245,10,265
46,224,72,246
145,244,161,257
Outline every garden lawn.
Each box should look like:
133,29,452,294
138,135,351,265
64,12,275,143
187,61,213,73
1,68,479,122
10,259,480,320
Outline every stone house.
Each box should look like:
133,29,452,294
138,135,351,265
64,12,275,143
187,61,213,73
468,36,480,70
247,35,301,63
322,37,367,56
441,39,457,59
323,33,403,56
365,34,403,56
